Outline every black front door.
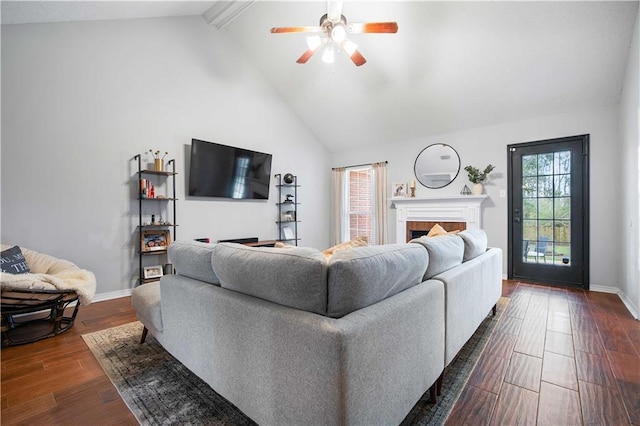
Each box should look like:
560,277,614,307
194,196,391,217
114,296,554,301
508,135,589,288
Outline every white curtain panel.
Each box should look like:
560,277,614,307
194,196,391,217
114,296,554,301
372,162,388,245
331,167,347,245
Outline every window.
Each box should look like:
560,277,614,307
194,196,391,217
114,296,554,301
346,167,374,242
332,161,387,246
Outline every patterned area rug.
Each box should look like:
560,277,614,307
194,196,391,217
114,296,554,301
82,297,507,425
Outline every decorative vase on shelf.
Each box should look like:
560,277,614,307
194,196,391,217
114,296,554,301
154,159,164,172
472,183,484,195
283,173,295,184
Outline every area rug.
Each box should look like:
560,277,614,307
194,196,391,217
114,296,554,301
82,297,507,425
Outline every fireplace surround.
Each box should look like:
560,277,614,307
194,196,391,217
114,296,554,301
391,195,488,243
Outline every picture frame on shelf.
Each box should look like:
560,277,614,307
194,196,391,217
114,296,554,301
283,226,295,240
143,265,164,280
141,229,171,252
392,182,407,198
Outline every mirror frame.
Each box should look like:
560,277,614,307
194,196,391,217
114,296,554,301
413,143,461,189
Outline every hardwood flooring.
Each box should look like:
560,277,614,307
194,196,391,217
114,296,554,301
1,296,138,425
1,280,639,425
448,280,640,425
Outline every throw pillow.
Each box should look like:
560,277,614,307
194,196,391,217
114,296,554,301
274,242,294,248
1,245,30,274
322,236,369,260
427,224,447,237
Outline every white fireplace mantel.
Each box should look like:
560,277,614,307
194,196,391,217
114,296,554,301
391,195,488,242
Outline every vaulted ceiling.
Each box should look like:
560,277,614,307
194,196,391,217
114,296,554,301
3,1,638,152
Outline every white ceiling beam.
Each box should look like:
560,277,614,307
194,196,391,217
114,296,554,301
203,1,256,30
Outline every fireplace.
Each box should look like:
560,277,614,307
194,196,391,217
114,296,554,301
407,221,467,241
391,196,488,243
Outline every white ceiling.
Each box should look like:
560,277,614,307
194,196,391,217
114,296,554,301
3,1,639,152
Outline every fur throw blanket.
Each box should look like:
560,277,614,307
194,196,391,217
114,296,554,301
1,244,96,305
1,269,96,306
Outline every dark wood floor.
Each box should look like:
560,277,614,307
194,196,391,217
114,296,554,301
2,281,639,425
448,280,640,425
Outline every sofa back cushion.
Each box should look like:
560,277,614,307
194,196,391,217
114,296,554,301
410,234,464,279
326,244,428,318
168,241,220,285
458,229,488,261
211,243,328,315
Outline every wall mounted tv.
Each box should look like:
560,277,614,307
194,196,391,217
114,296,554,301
188,139,272,200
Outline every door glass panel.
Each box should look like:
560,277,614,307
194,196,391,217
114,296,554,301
523,220,538,240
523,199,537,219
538,198,553,219
554,220,570,243
538,153,553,175
538,176,553,197
523,177,537,198
554,175,571,196
554,151,571,174
521,150,572,266
554,198,571,219
522,155,538,176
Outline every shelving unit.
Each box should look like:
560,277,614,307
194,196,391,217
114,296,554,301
274,173,300,246
134,154,177,284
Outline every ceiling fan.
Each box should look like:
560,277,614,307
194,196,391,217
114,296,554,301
270,0,398,66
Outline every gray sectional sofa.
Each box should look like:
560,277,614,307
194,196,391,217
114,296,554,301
132,230,502,425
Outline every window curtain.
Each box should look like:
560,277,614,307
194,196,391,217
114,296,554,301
372,162,388,245
331,167,347,245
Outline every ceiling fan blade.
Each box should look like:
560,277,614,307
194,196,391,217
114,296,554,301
296,39,327,64
341,41,367,66
270,26,321,34
347,22,398,34
296,49,316,64
347,49,366,66
327,0,344,22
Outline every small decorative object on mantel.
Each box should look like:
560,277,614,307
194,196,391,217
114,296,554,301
464,164,495,195
149,150,169,172
393,182,407,198
409,180,416,198
460,185,472,195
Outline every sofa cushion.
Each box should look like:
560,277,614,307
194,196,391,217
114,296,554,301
458,229,488,261
410,234,464,279
132,281,163,332
1,245,30,274
211,243,327,315
168,241,219,285
326,244,428,318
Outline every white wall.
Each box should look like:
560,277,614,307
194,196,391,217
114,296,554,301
331,105,621,291
1,16,331,298
620,6,640,318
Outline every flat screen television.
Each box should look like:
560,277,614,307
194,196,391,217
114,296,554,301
188,139,272,199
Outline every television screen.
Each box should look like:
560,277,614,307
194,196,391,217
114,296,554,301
188,139,272,199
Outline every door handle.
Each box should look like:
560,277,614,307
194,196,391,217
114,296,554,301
514,217,521,223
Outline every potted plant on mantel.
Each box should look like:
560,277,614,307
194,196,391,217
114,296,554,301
464,164,495,195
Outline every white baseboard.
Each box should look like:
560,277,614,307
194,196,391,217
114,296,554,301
590,285,639,320
92,288,133,303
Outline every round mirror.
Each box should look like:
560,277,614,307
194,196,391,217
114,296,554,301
414,144,461,189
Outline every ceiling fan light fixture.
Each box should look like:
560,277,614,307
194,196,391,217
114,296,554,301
306,35,323,50
331,25,346,43
322,44,335,63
